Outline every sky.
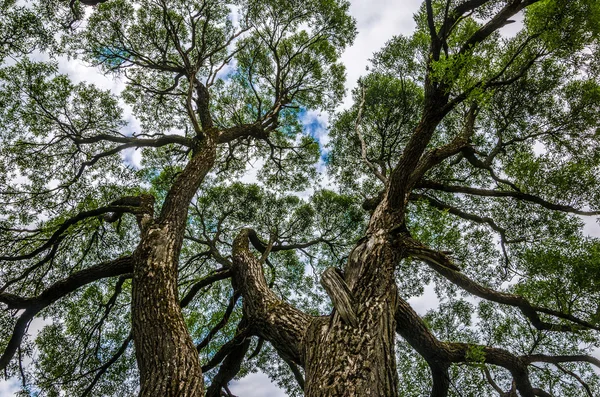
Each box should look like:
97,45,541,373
1,0,599,395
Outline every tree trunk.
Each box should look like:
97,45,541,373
232,230,401,395
131,140,217,397
232,196,406,396
132,223,204,397
303,229,400,396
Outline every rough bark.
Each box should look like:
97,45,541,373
132,139,217,397
232,216,403,396
303,221,401,397
320,267,358,327
132,223,205,397
231,229,311,365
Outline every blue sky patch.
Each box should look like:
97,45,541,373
299,109,330,162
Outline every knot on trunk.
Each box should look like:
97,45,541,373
103,194,155,231
320,267,358,328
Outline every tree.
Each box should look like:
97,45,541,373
0,0,599,396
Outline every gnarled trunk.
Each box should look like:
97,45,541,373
232,209,404,396
303,230,400,396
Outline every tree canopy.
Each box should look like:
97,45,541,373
1,0,600,396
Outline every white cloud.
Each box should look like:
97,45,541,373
408,283,439,316
0,379,19,395
229,372,287,397
340,0,422,108
583,217,600,238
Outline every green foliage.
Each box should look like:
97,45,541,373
464,344,486,366
1,0,600,395
0,0,53,61
327,71,423,196
514,237,600,320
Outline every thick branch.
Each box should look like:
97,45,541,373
158,137,217,229
430,363,450,397
231,229,311,366
418,180,600,216
205,338,251,397
384,1,545,214
395,294,542,397
410,104,477,185
217,124,268,144
402,238,600,332
385,108,447,215
394,294,536,396
438,1,493,43
0,256,133,371
320,267,358,327
71,133,194,149
457,0,538,56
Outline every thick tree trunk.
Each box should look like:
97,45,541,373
131,140,217,397
132,224,204,397
303,228,400,396
232,223,403,396
231,230,311,364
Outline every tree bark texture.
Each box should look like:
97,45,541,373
233,211,403,396
232,229,312,366
303,227,400,397
132,140,217,397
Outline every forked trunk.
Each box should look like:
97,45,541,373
303,230,400,396
232,198,405,396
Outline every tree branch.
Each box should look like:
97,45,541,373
0,196,152,264
231,229,311,366
205,337,251,397
418,180,600,216
217,124,268,144
401,237,600,332
0,256,133,371
71,133,194,149
355,83,388,183
320,267,358,327
180,268,232,308
80,332,133,397
457,0,539,56
410,103,477,185
196,292,240,351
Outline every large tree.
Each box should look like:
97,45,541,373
1,0,600,396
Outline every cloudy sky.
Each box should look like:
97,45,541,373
1,0,599,395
